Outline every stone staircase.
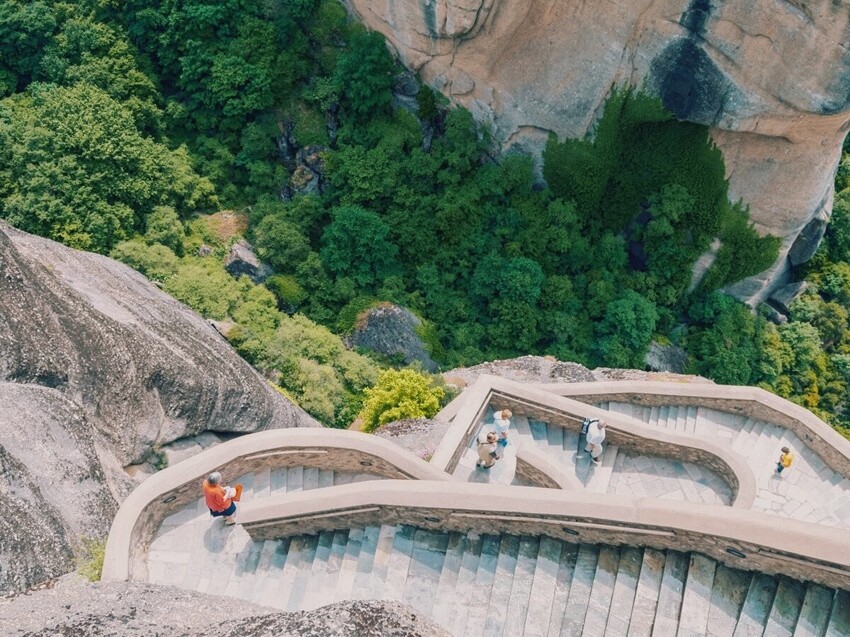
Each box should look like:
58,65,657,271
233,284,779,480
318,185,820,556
148,515,850,636
599,402,850,529
453,412,732,505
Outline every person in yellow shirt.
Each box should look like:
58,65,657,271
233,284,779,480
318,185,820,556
775,447,793,475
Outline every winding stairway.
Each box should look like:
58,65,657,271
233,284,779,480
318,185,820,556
107,378,850,636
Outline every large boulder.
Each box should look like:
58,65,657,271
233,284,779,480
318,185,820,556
347,303,438,372
0,221,318,592
347,0,850,303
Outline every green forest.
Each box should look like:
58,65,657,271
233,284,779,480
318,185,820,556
1,0,849,437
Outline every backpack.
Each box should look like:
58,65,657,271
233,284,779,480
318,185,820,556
581,418,598,436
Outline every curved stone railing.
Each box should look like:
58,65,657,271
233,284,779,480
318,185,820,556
547,381,850,478
514,443,583,490
237,480,850,592
102,428,451,583
430,376,756,508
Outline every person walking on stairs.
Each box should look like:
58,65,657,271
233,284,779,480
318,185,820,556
203,471,242,525
492,408,512,456
775,446,794,475
476,431,500,469
585,419,607,465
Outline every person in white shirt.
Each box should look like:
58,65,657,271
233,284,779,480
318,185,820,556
584,419,607,465
492,409,512,450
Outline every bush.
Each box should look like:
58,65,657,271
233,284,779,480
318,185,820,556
75,536,106,582
359,368,445,432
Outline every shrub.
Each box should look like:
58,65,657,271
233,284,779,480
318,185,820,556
75,536,106,582
359,368,445,432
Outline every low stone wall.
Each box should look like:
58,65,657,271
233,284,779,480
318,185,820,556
102,429,450,583
238,481,850,592
553,381,850,478
514,444,582,490
430,381,493,474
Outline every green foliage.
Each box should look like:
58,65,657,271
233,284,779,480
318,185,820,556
111,239,179,282
593,290,658,368
0,83,215,251
320,205,398,290
685,292,761,384
359,368,444,432
75,536,106,582
333,28,394,122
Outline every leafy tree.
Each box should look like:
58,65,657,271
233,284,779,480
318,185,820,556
594,290,658,368
333,28,394,121
320,205,398,289
359,368,444,432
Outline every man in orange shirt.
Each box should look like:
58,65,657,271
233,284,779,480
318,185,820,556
203,471,237,525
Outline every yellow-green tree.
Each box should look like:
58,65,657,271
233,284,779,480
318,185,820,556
360,368,444,433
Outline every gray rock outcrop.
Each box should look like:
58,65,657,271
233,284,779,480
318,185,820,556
0,579,447,636
347,303,438,372
0,221,318,593
224,238,272,283
348,0,850,303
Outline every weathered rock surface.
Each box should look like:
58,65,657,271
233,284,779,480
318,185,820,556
348,0,850,303
0,221,318,592
347,303,438,371
444,355,595,386
0,579,447,637
224,238,272,283
374,417,450,460
644,342,689,374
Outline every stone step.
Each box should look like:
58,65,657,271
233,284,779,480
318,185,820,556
303,530,335,609
483,534,520,635
548,542,579,636
764,577,806,637
792,583,835,637
303,467,319,491
269,467,288,494
503,536,539,637
651,550,688,636
649,406,660,426
705,565,751,637
825,589,850,637
583,546,620,635
350,526,380,600
430,532,466,631
286,534,319,611
628,548,666,637
318,469,334,489
676,553,717,637
732,573,779,637
366,525,398,600
524,536,561,637
255,538,291,609
286,466,304,492
587,443,619,494
547,423,564,451
561,544,599,635
685,406,698,434
332,527,363,605
465,534,502,636
658,406,670,428
529,418,548,442
381,524,416,603
402,528,449,619
253,466,271,498
563,427,581,454
605,546,642,637
445,533,484,636
514,415,532,439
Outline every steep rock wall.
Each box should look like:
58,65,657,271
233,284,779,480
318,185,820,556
348,0,850,302
0,221,318,592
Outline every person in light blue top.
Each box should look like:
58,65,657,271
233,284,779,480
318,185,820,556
492,408,512,449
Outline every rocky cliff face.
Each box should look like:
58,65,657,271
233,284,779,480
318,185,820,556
0,221,317,593
347,0,850,302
